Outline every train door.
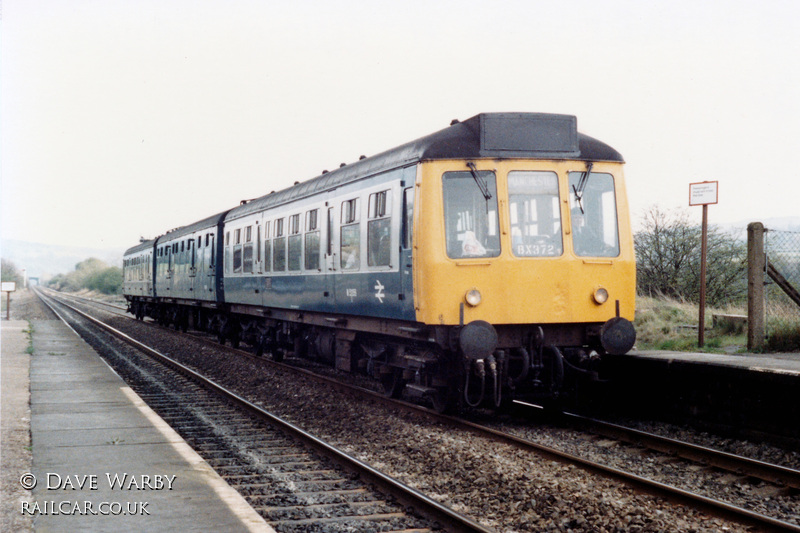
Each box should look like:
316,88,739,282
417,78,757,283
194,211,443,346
166,244,174,294
189,237,198,296
324,205,338,312
206,233,216,295
195,235,205,296
401,186,414,303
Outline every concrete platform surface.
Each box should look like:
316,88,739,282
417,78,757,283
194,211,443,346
5,318,275,532
628,349,800,376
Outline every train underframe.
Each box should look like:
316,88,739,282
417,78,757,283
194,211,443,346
126,297,634,413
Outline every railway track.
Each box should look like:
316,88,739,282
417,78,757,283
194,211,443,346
557,411,800,491
36,289,493,533
44,289,800,532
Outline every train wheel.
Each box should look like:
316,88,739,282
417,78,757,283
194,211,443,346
255,336,265,357
380,368,404,398
431,386,455,414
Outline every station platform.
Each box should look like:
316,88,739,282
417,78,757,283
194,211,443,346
2,318,274,532
627,349,800,376
603,348,800,438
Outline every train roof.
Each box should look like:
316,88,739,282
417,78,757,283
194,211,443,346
124,239,157,256
227,112,623,221
155,211,230,244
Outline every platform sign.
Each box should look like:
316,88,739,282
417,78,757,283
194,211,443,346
2,282,14,320
689,181,719,348
689,181,718,206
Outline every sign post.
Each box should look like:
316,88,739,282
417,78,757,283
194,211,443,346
689,181,719,348
2,282,16,321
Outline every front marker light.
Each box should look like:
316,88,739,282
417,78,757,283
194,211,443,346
593,287,609,305
465,289,482,307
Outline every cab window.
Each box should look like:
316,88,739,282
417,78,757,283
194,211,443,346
568,171,620,257
442,170,500,258
508,171,563,257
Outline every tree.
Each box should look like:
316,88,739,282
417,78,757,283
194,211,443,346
634,206,746,306
1,258,24,287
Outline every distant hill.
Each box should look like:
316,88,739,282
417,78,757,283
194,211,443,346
1,239,125,282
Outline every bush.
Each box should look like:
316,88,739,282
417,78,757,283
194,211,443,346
46,258,122,295
634,206,746,307
86,267,123,294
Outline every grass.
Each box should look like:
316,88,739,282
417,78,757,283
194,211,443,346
23,321,34,354
633,296,748,353
764,320,800,352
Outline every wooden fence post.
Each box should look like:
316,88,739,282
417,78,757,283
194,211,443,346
747,222,765,350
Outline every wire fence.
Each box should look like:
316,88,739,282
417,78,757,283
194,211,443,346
765,228,800,337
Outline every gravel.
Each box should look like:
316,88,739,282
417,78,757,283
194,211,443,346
102,311,758,532
17,290,798,532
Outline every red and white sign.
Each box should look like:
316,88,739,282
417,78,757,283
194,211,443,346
689,181,718,206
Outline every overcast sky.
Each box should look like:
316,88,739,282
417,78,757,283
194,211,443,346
2,0,799,250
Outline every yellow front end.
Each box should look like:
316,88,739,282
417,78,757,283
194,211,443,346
413,159,636,330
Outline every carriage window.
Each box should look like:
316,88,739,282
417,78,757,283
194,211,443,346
568,172,619,257
508,171,563,257
340,198,360,271
256,225,261,271
263,221,271,272
342,198,359,224
288,214,302,271
273,218,286,271
327,208,334,256
442,170,500,258
233,245,243,273
243,225,254,273
305,209,320,271
368,190,391,267
403,187,414,249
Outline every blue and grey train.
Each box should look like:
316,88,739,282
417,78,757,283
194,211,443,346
123,113,636,411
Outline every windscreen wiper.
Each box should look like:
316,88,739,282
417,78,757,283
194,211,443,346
467,162,492,201
572,161,594,214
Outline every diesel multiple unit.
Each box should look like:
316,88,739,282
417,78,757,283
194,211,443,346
123,113,636,411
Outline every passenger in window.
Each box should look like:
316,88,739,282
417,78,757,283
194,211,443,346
342,243,359,270
462,231,486,257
